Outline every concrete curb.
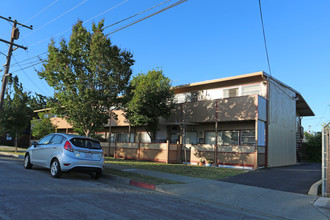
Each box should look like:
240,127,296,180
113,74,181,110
308,179,322,196
0,151,24,159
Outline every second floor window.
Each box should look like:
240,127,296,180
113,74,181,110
223,88,238,98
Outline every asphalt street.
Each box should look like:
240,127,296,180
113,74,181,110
0,155,279,220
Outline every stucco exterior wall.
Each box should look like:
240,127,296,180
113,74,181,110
267,79,297,167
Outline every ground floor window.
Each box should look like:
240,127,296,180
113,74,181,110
205,130,255,145
111,133,135,143
185,132,197,144
138,132,151,143
241,130,255,145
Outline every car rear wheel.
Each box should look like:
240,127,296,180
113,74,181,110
90,170,102,179
24,154,33,169
50,159,62,178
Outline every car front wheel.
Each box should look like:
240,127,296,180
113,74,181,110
50,159,62,178
24,154,33,169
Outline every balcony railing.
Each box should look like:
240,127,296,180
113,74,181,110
167,95,258,123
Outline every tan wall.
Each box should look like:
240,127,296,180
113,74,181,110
267,79,297,167
189,144,256,168
50,117,72,130
100,142,181,163
109,110,130,126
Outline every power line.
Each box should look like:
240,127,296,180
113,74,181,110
9,52,47,68
105,0,187,36
104,0,172,30
258,0,272,76
27,0,128,48
24,0,59,23
24,0,88,39
12,56,50,95
11,61,43,73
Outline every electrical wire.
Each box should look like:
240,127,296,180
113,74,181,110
24,0,59,23
103,0,171,30
24,0,88,38
11,61,43,73
258,0,272,76
27,0,128,48
9,52,47,68
105,0,187,36
12,56,51,95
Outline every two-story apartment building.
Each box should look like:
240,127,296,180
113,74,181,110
40,71,314,169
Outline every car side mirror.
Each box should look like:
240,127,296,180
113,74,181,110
32,141,38,147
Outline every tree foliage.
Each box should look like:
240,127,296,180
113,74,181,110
31,112,56,139
38,20,134,137
0,76,33,148
303,132,322,163
125,69,174,142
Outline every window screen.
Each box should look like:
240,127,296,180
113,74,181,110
223,88,238,98
241,130,255,145
242,84,260,96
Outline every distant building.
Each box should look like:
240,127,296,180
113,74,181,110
36,71,314,169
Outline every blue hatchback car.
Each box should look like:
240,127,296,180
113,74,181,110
24,133,104,179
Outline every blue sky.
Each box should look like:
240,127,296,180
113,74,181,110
0,0,329,131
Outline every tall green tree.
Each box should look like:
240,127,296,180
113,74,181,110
31,112,56,139
125,69,174,142
0,76,33,151
38,20,134,137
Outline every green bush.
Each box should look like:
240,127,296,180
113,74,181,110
303,132,321,163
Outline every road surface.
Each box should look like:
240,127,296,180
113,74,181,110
0,155,279,220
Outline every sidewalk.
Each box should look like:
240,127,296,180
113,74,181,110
107,163,330,220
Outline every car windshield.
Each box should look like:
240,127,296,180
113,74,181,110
70,138,101,149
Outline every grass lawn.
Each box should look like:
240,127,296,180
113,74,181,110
105,157,246,180
0,148,25,156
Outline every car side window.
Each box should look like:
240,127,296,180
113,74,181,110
51,135,64,144
38,135,54,145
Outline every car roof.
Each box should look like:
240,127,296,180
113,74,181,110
50,133,99,142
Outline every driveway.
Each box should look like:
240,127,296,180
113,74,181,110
221,163,321,194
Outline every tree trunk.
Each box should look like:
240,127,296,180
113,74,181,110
15,131,18,153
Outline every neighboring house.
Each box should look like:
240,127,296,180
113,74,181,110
35,71,314,169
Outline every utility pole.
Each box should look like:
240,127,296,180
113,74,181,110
0,16,32,109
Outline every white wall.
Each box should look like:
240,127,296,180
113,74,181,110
174,82,266,103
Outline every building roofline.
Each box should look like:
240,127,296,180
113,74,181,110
173,71,265,90
173,71,314,117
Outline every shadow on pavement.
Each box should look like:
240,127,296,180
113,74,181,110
220,163,321,194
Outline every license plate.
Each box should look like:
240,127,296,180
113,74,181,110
84,153,92,158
